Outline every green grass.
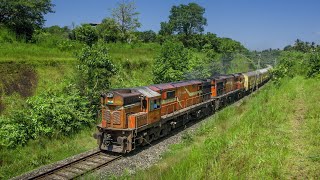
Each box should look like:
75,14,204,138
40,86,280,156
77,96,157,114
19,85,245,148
0,43,76,64
0,127,97,179
119,76,320,179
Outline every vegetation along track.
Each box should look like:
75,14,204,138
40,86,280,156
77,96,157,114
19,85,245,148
26,151,121,180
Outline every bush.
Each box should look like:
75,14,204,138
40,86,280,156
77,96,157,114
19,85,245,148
0,26,16,43
136,30,157,43
73,24,98,46
0,82,93,148
306,53,320,78
96,18,121,43
31,30,63,47
272,51,307,83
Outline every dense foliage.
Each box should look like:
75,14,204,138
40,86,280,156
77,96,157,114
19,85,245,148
72,24,99,46
284,39,320,53
96,18,121,43
168,3,207,36
136,30,157,43
0,0,54,39
77,43,117,111
0,25,16,43
0,82,92,148
307,53,320,78
153,41,190,83
272,51,320,84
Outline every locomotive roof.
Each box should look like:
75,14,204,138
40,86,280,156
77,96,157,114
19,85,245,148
171,80,202,87
232,73,242,76
258,68,268,73
109,88,141,98
149,83,175,90
243,71,258,76
149,80,202,90
133,87,161,98
211,74,234,79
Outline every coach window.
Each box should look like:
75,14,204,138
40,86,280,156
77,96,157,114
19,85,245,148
150,99,161,111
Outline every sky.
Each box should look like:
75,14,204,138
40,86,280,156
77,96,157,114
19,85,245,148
44,0,320,50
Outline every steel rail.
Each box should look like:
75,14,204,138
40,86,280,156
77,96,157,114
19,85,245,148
27,151,121,180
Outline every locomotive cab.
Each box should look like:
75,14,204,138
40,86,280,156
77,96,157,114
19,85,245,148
95,87,161,153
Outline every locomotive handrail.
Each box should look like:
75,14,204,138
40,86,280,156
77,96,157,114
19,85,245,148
162,92,212,117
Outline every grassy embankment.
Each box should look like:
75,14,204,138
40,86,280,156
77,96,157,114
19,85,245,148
124,76,320,179
0,42,159,179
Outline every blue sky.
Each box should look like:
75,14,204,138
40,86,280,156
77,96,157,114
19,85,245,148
45,0,320,50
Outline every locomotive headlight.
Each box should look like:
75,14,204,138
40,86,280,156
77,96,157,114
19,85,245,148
106,92,114,98
105,92,114,104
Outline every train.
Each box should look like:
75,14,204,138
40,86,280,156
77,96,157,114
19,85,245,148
94,66,272,153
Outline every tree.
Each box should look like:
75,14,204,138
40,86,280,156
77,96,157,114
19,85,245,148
168,3,207,36
283,45,293,51
44,25,70,38
137,30,157,43
217,38,246,54
96,18,121,43
159,22,173,36
73,24,98,46
0,0,54,39
111,0,141,42
153,41,190,83
77,43,117,110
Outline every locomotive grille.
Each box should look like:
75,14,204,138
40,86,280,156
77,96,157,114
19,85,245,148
105,110,111,124
113,111,121,125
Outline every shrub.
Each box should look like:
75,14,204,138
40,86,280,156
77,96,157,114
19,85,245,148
96,18,121,43
31,29,70,49
0,82,93,148
136,30,157,43
0,26,16,43
73,24,98,46
306,53,320,78
272,51,307,83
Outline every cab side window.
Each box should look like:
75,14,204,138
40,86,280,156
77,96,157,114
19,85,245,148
167,91,175,99
150,99,161,111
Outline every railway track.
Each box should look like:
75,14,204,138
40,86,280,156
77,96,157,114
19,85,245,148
27,151,121,180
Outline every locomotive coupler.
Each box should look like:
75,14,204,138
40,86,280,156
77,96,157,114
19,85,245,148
103,133,112,146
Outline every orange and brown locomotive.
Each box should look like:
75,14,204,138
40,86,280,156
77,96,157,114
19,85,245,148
94,67,272,153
